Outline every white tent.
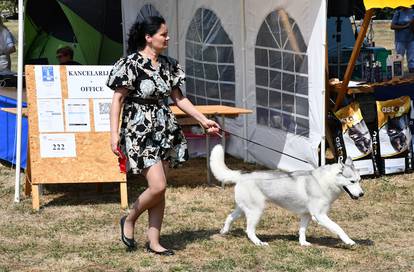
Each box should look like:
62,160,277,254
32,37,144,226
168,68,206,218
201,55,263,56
122,0,327,171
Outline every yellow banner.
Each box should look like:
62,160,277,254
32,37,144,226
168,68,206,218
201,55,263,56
364,0,414,9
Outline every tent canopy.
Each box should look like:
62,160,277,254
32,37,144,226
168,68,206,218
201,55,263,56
122,0,326,171
363,0,413,9
24,0,123,65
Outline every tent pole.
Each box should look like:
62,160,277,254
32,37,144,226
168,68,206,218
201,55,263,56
241,0,248,161
333,8,374,111
176,0,180,60
320,0,327,167
14,0,25,203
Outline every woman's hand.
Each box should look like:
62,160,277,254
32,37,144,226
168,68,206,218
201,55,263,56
111,133,120,157
201,119,221,134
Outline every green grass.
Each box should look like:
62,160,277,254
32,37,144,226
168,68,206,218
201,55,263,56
0,156,414,271
0,19,412,271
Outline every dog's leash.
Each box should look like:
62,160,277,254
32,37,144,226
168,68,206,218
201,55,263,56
200,123,310,165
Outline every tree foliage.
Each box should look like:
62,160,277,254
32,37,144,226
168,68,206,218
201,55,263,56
374,8,397,20
0,0,18,17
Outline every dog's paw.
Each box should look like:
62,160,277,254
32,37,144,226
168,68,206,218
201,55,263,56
300,241,312,246
345,240,356,246
254,241,269,246
220,228,229,235
342,241,357,250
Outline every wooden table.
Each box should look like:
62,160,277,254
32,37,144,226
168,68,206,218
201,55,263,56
1,107,27,116
171,105,252,184
2,105,252,186
0,86,27,102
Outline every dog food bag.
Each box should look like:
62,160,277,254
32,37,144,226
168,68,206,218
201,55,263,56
334,102,376,176
355,93,381,176
376,96,412,174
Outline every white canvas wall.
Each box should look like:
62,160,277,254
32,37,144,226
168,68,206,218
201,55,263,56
243,0,326,170
121,0,178,58
122,0,326,171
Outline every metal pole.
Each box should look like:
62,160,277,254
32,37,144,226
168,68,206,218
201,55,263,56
241,0,248,161
14,0,25,202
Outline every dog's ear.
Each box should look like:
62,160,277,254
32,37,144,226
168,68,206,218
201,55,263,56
345,156,353,166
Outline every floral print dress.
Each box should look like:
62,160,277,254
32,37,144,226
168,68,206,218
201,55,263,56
106,52,188,174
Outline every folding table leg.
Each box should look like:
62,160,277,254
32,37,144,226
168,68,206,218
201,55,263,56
221,115,226,189
206,134,211,185
221,115,226,147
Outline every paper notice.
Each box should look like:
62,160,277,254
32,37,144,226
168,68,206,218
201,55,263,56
64,99,91,132
93,99,111,132
66,66,113,98
37,99,64,132
34,66,62,98
39,133,76,158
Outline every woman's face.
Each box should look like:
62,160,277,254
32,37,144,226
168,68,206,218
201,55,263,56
147,23,169,53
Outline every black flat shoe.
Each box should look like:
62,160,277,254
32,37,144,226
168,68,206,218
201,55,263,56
145,242,175,256
120,216,137,251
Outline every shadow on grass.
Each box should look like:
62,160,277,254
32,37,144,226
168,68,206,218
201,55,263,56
224,228,374,248
39,170,224,208
39,178,216,208
40,182,144,207
160,228,220,250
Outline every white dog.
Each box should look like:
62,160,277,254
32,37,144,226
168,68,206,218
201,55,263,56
210,145,364,246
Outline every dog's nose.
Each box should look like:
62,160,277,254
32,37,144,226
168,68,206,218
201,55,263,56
359,192,364,197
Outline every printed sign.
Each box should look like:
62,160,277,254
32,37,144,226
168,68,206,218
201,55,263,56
64,99,91,132
66,66,114,98
93,99,112,132
37,99,64,132
39,133,76,158
34,66,62,98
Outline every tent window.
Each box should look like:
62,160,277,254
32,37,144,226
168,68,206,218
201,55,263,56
185,8,235,106
136,4,161,23
255,10,309,137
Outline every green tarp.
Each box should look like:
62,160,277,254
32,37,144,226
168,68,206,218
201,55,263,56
24,0,123,65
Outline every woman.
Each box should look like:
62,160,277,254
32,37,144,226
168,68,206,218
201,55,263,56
391,6,414,73
107,16,220,256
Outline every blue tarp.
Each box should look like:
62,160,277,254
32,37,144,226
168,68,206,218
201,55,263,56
0,95,28,168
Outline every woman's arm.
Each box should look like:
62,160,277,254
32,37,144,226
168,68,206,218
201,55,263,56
110,88,128,156
391,22,410,30
6,45,16,54
170,88,220,134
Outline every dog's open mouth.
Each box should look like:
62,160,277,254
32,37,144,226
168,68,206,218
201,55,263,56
343,186,359,200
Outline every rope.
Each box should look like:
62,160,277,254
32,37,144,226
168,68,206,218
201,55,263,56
216,127,310,165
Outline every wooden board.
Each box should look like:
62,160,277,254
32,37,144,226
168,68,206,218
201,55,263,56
171,105,252,117
25,65,125,185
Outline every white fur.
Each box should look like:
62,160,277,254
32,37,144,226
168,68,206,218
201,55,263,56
210,145,364,246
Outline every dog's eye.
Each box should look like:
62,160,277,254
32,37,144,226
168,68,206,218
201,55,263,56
350,180,355,184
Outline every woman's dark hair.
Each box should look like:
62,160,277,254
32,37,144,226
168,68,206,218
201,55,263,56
127,16,166,54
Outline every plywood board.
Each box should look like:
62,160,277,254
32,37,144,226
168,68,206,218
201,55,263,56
25,65,125,185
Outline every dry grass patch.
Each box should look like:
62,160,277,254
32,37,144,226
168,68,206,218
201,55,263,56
1,156,413,271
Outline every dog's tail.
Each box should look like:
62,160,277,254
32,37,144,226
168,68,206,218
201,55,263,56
210,144,241,184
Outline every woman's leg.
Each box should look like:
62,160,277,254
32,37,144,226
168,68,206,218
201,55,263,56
395,41,406,58
123,161,167,240
147,161,170,251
